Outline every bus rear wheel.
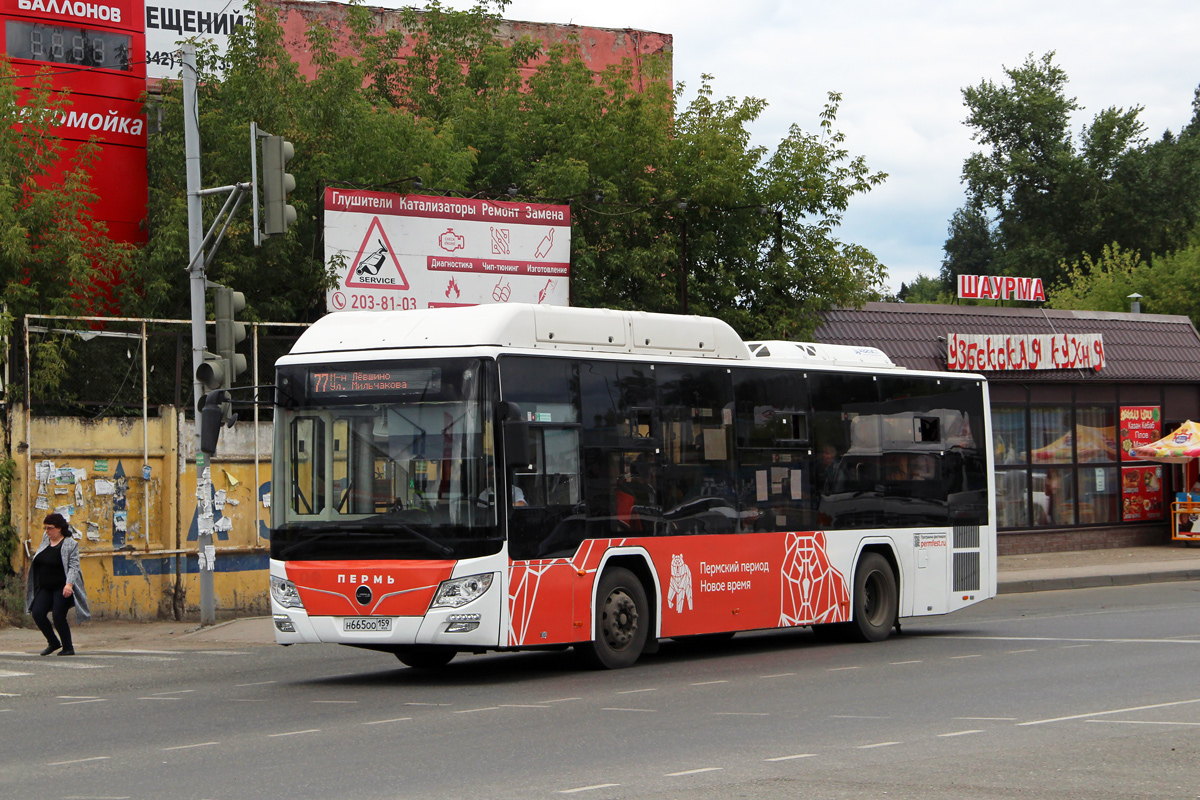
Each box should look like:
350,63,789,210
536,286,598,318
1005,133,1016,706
577,567,648,669
394,646,456,669
849,552,898,643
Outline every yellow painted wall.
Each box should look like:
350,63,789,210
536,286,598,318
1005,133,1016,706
8,406,273,620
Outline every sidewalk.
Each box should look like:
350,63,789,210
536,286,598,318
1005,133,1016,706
3,545,1200,653
996,543,1200,593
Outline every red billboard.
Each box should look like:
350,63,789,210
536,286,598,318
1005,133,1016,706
3,0,148,245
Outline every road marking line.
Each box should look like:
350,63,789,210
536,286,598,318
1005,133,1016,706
1088,719,1200,726
938,730,984,737
230,699,267,702
404,702,452,706
831,715,888,719
499,704,550,708
950,655,981,660
58,695,99,699
267,729,319,737
150,689,194,695
665,767,723,777
455,707,500,714
956,717,1015,721
761,672,795,678
690,680,729,686
890,660,922,665
713,712,769,716
764,754,816,762
313,700,358,704
616,688,657,694
540,697,582,703
0,692,21,696
957,636,1200,645
48,756,110,766
1060,644,1091,649
0,671,31,678
161,742,220,751
559,784,620,794
857,741,900,749
1021,698,1200,726
363,717,412,725
828,666,860,671
1006,649,1037,654
138,697,181,701
601,707,656,713
59,699,106,705
235,680,277,687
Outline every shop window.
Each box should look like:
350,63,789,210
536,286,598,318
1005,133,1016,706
1032,467,1075,526
1075,406,1117,463
1031,406,1072,464
993,407,1027,465
1079,466,1119,524
996,469,1029,528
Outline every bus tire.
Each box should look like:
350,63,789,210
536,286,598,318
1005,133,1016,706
849,552,898,643
577,567,649,670
394,646,456,669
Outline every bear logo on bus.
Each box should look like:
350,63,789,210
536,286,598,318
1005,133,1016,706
667,554,693,613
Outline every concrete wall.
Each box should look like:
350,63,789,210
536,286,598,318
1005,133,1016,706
8,406,274,620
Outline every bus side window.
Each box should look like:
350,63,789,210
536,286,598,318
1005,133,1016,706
732,367,813,533
290,416,326,515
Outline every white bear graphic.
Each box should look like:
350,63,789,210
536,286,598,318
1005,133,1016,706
666,553,693,613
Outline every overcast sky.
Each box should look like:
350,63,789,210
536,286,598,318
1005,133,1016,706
431,0,1200,293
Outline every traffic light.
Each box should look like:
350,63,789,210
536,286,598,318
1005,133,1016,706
261,134,296,236
214,286,248,386
195,287,246,405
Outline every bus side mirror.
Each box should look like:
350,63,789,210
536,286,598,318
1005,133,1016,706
498,401,531,469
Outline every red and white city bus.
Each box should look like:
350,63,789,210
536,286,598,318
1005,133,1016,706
266,305,996,669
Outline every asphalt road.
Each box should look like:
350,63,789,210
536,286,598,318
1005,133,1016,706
3,583,1200,800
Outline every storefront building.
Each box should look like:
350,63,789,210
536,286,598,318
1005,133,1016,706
814,302,1200,554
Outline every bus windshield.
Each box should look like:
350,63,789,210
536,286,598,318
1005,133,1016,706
270,358,499,561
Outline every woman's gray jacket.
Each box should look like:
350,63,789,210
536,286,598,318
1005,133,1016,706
25,533,92,621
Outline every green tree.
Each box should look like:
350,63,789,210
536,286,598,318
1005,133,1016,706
946,52,1200,290
139,0,887,339
1048,242,1200,328
897,273,951,304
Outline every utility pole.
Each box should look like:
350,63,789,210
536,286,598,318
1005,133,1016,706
182,44,217,626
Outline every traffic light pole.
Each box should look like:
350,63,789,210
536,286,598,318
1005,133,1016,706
182,44,217,626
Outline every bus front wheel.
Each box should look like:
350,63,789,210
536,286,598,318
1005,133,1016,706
394,646,456,669
849,552,898,643
577,567,649,669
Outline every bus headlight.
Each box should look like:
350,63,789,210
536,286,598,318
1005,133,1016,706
270,576,304,609
431,573,493,609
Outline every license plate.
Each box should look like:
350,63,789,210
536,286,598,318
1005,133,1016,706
343,617,392,632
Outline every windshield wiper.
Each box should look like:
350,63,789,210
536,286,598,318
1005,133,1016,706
359,517,454,557
275,522,452,559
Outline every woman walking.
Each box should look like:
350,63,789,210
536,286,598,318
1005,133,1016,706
26,513,90,655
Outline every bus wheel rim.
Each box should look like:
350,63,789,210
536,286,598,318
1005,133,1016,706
601,589,638,650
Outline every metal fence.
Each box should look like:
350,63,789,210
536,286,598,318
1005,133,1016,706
19,315,309,418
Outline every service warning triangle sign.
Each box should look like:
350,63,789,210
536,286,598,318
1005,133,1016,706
344,217,409,290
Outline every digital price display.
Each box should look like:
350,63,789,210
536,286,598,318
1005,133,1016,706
309,368,441,396
5,21,132,72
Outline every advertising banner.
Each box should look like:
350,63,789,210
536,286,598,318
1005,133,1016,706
142,0,245,79
957,274,1045,302
946,332,1105,372
1121,464,1164,521
324,189,571,313
1119,406,1161,461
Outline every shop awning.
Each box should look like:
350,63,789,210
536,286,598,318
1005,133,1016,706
1131,420,1200,463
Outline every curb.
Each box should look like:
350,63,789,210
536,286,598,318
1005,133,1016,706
998,568,1200,594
